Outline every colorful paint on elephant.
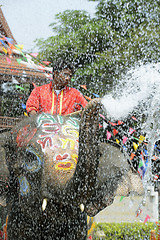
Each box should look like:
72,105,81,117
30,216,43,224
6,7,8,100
36,114,80,187
16,124,37,147
18,176,31,196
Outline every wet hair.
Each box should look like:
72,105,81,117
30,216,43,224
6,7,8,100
52,59,75,78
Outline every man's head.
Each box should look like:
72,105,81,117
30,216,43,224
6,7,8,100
52,59,75,89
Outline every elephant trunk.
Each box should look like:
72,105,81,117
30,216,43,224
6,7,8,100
65,99,102,205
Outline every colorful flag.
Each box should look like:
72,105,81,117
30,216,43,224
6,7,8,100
130,153,136,160
129,128,136,134
6,57,11,64
30,52,38,58
80,85,87,90
123,136,128,144
113,128,118,136
42,61,51,65
109,121,117,126
22,103,26,109
5,37,13,43
138,153,146,178
92,93,100,98
144,214,150,223
107,131,112,140
85,96,92,101
120,196,125,202
2,47,7,54
118,120,123,125
133,142,138,151
16,58,22,64
116,139,120,144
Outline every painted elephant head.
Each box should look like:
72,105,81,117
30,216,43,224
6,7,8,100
0,99,143,215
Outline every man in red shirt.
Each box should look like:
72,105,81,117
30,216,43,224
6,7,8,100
26,59,88,115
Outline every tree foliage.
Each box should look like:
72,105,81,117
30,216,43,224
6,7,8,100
35,0,160,96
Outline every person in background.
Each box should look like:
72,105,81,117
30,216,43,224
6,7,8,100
26,59,88,116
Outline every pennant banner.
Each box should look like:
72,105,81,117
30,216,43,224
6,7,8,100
92,93,100,98
107,131,111,140
80,85,87,90
6,57,11,64
144,214,150,223
30,52,38,58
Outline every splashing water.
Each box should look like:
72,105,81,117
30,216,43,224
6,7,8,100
102,63,160,121
102,62,160,203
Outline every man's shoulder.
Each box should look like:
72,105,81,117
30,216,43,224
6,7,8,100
66,87,81,94
35,82,51,90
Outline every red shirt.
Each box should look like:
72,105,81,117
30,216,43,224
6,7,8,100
26,82,88,115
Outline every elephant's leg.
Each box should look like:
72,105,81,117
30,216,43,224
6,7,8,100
7,203,41,240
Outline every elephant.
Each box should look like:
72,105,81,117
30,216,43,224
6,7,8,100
0,99,144,240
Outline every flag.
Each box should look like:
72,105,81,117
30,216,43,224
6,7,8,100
130,153,136,160
109,121,117,126
42,61,51,65
116,139,120,144
99,114,106,120
129,128,135,134
113,128,118,136
118,120,123,125
92,93,100,98
16,58,22,64
2,47,7,54
133,142,138,151
22,103,26,109
144,214,150,223
17,44,24,50
5,37,13,43
120,196,125,202
30,52,38,58
107,131,111,140
123,136,128,144
138,152,146,178
6,57,11,64
80,85,87,90
85,96,92,101
139,135,145,144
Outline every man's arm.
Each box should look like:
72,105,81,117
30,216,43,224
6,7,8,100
75,90,88,110
26,87,39,115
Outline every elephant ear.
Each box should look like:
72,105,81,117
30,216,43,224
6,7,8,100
85,141,144,216
0,131,11,206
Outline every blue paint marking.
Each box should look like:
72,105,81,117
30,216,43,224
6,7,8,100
18,176,31,196
24,148,43,172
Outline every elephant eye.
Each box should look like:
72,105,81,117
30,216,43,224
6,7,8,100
26,151,38,163
24,148,43,172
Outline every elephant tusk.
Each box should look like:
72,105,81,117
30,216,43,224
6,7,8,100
80,203,85,212
42,198,47,211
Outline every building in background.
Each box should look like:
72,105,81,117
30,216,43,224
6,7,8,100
0,8,52,131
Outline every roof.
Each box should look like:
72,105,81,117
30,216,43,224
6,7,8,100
0,7,17,44
0,53,52,84
0,7,52,84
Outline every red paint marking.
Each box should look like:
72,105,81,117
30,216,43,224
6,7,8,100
16,125,37,147
37,137,52,149
56,154,69,161
57,162,71,168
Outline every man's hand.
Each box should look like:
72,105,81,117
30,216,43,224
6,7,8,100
29,110,37,116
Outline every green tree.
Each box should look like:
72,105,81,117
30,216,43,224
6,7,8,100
35,0,160,96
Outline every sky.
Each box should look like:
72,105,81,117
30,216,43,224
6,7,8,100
1,0,97,52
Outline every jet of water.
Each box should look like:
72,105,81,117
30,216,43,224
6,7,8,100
102,62,160,199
